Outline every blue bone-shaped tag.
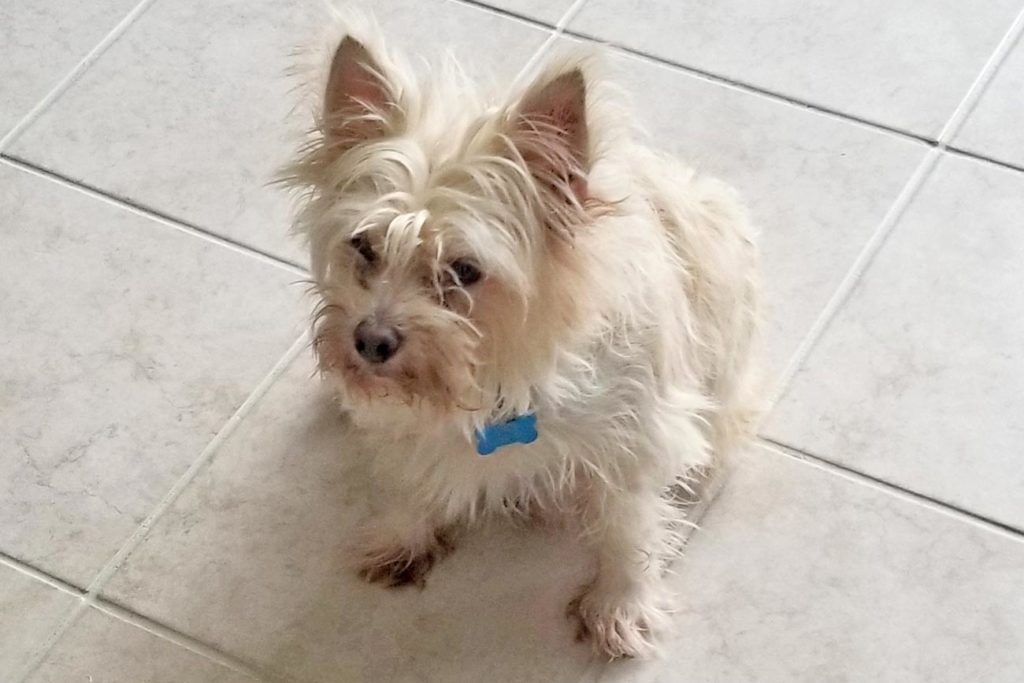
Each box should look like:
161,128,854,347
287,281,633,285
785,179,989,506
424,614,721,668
475,413,538,456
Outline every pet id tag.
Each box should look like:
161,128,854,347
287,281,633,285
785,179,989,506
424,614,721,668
475,413,538,456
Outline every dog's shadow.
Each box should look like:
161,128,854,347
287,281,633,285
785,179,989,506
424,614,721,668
197,363,609,682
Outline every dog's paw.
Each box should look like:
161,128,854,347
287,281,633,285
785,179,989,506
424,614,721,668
351,524,455,589
567,584,665,660
356,546,437,588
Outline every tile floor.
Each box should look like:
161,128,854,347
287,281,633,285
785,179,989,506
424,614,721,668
1,0,1022,681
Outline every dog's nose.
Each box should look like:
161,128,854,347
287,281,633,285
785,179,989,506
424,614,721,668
353,320,402,364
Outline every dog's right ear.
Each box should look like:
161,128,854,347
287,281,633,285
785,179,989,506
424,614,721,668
323,36,397,147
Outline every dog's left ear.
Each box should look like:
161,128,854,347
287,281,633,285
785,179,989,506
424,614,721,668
509,67,589,202
323,36,398,148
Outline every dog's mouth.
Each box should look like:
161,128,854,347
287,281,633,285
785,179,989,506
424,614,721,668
311,301,485,415
315,331,405,397
342,357,408,398
314,329,464,410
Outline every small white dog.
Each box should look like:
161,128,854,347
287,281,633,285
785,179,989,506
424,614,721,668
283,14,760,659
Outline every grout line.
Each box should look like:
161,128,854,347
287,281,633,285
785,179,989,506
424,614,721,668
444,0,584,84
0,0,157,152
13,601,89,683
14,335,308,683
84,334,306,593
508,0,588,90
0,155,308,277
769,4,1024,406
768,146,940,399
449,0,554,30
0,552,85,599
561,27,940,146
457,0,1024,186
510,33,560,90
936,6,1024,142
462,0,1024,181
92,600,282,681
0,1,1020,329
554,0,590,31
945,144,1024,174
758,438,1024,542
451,0,946,149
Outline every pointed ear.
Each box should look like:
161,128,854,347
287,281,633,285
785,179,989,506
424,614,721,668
323,36,397,145
510,68,589,199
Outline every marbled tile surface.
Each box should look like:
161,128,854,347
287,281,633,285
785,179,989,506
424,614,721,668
0,163,302,585
569,0,1021,137
98,361,1024,683
0,0,138,139
475,0,579,24
607,446,1024,683
955,40,1024,169
27,607,254,683
101,354,598,683
767,154,1024,529
0,564,77,676
595,47,926,377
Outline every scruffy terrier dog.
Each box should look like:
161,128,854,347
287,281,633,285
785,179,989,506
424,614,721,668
283,15,760,659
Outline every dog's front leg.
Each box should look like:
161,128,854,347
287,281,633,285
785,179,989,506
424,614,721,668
569,486,676,659
350,502,457,589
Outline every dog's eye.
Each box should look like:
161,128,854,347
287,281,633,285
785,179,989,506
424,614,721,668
448,259,482,287
349,234,377,264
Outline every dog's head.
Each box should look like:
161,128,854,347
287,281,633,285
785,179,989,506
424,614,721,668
285,25,614,430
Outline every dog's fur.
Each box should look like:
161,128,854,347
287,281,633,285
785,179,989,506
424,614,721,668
282,12,760,659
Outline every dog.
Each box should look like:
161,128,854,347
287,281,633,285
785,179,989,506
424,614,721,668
281,12,761,659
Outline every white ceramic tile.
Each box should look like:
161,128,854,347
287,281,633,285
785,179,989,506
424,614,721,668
569,0,1020,137
955,40,1024,168
103,353,598,682
0,0,139,139
0,163,303,585
28,608,254,683
9,0,551,265
766,154,1024,529
591,49,926,376
605,445,1024,683
472,0,577,24
0,564,77,676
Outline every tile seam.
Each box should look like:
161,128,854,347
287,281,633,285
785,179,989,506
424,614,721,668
0,0,159,151
13,335,308,682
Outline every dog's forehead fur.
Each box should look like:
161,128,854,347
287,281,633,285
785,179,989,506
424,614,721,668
314,108,544,289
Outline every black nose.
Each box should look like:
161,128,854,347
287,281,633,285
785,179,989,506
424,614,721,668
353,320,402,364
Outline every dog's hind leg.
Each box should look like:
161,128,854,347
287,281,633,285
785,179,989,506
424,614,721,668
568,485,679,659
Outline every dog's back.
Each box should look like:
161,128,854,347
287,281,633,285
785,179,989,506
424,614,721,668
632,146,762,455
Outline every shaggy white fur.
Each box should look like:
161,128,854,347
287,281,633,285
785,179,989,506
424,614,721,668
281,10,761,659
